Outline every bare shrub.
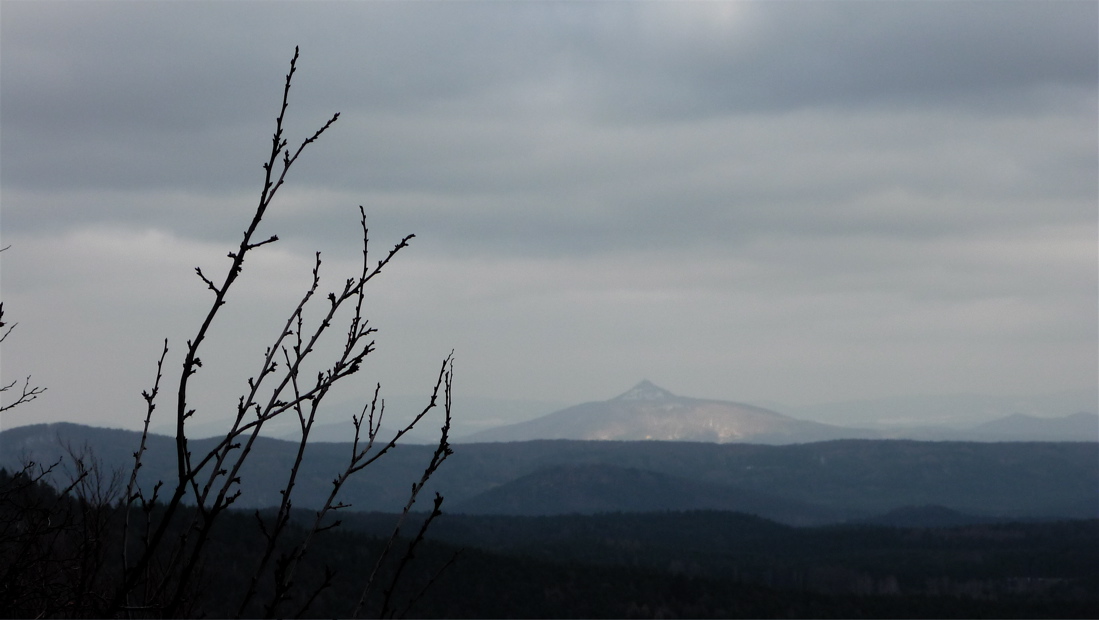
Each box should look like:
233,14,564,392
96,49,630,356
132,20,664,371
1,48,454,618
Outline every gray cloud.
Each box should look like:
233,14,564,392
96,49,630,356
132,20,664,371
1,1,1094,428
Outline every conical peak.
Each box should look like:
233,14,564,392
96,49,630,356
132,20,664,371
616,380,676,401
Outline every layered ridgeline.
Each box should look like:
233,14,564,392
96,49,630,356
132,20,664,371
3,422,1096,523
462,381,879,444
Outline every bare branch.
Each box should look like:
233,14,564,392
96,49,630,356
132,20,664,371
352,355,454,619
93,47,455,619
0,301,47,412
122,338,169,603
0,376,47,413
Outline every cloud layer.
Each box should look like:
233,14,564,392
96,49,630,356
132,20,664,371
2,2,1095,431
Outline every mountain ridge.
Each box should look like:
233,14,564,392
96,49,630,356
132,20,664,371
461,381,880,444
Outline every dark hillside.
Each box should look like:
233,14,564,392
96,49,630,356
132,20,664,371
452,463,841,524
330,509,1099,616
2,424,1096,520
4,464,1096,618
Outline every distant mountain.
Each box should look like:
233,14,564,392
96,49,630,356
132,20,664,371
452,463,840,525
461,383,1098,444
856,411,1099,442
461,380,880,444
781,390,1099,430
967,411,1099,441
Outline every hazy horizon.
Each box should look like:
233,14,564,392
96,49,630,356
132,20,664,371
2,2,1096,434
5,382,1094,442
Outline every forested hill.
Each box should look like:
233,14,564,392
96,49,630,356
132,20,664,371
1,423,1096,523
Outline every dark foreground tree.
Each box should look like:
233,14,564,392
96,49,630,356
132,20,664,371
0,48,454,618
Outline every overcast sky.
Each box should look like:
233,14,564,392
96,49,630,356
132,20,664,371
2,1,1096,435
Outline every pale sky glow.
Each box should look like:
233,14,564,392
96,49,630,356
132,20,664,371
1,1,1096,435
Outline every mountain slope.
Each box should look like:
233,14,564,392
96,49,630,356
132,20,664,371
452,463,839,525
461,381,879,444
